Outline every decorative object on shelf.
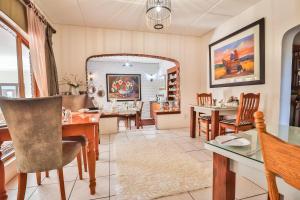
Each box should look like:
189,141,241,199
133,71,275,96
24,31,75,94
167,66,179,103
96,85,106,110
122,57,133,67
146,0,171,30
88,72,95,81
106,74,141,101
209,18,265,88
87,83,96,95
145,73,157,82
97,88,105,98
226,96,239,106
60,74,85,95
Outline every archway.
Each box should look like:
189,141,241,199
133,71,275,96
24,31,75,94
279,25,300,125
85,53,181,124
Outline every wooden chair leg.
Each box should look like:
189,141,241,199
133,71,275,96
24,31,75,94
36,171,41,185
140,118,143,129
206,122,210,141
234,128,239,134
45,170,49,177
82,146,88,172
136,116,140,129
129,118,131,130
57,168,66,200
198,120,201,136
17,173,27,200
76,151,83,180
219,125,225,135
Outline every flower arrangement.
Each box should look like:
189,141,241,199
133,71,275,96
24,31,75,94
61,74,84,88
60,74,85,95
111,79,134,94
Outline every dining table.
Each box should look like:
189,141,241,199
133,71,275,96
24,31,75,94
190,104,238,139
205,126,300,200
0,112,100,200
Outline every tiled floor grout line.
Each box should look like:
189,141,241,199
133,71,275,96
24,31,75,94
244,176,267,192
27,176,46,200
67,175,78,200
188,191,196,200
239,192,268,200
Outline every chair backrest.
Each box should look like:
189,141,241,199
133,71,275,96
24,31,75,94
137,102,144,117
139,101,144,113
236,93,260,125
196,93,212,106
0,96,63,173
62,94,92,111
254,111,300,200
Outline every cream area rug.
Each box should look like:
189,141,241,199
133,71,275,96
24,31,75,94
113,137,212,200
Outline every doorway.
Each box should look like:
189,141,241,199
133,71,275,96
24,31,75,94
289,33,300,126
85,54,181,131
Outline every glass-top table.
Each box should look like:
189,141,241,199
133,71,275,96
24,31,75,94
206,125,300,164
205,125,300,200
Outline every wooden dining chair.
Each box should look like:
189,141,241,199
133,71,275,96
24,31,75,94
62,95,90,173
197,93,212,140
219,93,260,134
136,101,144,129
254,111,300,200
0,96,82,200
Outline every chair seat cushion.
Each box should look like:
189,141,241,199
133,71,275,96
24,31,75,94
220,119,253,126
198,115,224,121
63,136,86,146
199,115,212,121
62,141,82,166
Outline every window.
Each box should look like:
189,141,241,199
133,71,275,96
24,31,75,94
0,17,34,161
0,18,33,98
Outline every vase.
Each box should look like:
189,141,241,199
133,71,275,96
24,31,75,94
69,86,79,95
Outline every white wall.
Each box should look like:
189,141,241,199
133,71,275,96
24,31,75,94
53,25,203,128
88,61,161,119
198,0,300,128
0,71,18,83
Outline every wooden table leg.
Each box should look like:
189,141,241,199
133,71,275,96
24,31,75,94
86,126,96,195
190,107,196,138
211,110,220,140
213,153,235,200
0,142,8,200
95,124,99,161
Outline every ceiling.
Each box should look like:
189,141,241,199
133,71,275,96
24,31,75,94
33,0,261,36
88,55,175,67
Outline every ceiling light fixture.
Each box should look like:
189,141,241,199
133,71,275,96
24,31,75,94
123,62,132,67
146,0,171,30
122,58,133,67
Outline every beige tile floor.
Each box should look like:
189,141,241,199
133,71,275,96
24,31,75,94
6,125,268,200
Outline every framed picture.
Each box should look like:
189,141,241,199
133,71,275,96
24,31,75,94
209,18,265,88
106,74,141,101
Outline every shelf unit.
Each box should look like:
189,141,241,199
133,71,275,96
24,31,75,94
291,45,300,93
167,66,180,104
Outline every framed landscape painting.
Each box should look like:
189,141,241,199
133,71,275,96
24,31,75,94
209,18,265,88
106,74,141,101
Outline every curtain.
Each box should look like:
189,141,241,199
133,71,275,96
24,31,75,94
45,25,59,96
27,8,48,97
